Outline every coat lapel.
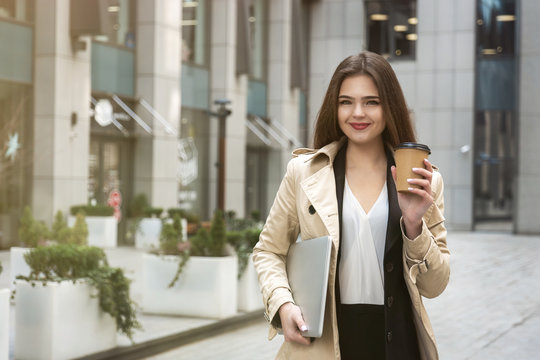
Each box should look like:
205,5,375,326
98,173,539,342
385,150,402,256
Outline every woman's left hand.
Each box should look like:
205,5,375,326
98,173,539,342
391,159,434,239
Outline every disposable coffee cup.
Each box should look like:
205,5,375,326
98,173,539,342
394,142,431,193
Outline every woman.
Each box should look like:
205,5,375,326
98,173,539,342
252,51,449,359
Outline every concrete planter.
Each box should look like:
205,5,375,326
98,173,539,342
0,288,9,360
135,218,188,250
237,254,263,312
142,253,237,318
68,215,117,248
135,218,162,250
10,247,31,286
14,280,116,360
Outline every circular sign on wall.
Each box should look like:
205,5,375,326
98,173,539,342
94,99,114,127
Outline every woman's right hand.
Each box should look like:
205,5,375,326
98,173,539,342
278,302,311,345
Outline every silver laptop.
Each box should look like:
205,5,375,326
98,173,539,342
286,235,333,338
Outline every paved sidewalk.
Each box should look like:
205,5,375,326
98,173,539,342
2,230,540,359
147,231,540,360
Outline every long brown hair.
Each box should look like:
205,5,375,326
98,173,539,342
313,51,416,149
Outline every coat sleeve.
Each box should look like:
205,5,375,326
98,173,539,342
401,170,450,298
252,158,301,336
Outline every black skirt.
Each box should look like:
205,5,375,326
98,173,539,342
338,304,385,360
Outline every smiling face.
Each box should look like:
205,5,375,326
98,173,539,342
337,74,386,148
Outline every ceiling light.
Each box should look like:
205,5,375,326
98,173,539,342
249,16,256,22
370,14,388,21
408,17,418,25
394,25,408,32
482,48,497,55
496,14,515,22
183,1,198,7
108,5,119,12
406,33,418,41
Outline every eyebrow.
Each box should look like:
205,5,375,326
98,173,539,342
338,95,380,100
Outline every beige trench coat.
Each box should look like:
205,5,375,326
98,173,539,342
252,139,450,360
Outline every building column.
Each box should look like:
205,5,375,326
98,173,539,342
135,0,181,210
516,0,540,233
33,0,91,223
209,0,247,217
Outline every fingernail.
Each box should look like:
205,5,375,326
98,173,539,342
408,187,414,191
412,167,421,171
407,178,413,183
300,325,307,332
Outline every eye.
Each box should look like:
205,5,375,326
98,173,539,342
365,99,380,106
339,99,352,105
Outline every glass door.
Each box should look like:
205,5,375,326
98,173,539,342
89,136,134,245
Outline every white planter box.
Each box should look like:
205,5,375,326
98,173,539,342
135,218,161,250
142,253,237,318
0,288,10,360
237,254,263,312
135,218,188,250
14,280,116,360
10,247,31,286
68,215,117,248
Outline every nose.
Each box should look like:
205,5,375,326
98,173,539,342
352,102,365,117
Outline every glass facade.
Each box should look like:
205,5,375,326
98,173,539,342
248,0,266,80
93,0,135,48
178,108,210,220
365,0,417,60
473,0,517,224
0,0,34,23
0,82,33,248
182,0,207,65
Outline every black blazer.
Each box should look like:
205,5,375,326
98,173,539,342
333,143,420,359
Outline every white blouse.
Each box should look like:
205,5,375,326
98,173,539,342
339,178,389,305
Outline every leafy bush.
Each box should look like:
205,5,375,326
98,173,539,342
128,194,149,218
70,205,114,217
224,210,263,278
0,260,3,275
18,244,141,340
155,214,189,288
167,208,200,224
143,207,163,218
18,206,50,247
191,210,226,257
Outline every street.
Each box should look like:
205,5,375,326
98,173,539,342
148,231,540,359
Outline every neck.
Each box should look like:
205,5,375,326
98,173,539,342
345,139,387,170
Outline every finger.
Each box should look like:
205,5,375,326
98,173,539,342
407,178,431,190
424,158,434,173
412,167,433,181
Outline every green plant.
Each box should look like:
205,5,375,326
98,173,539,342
128,194,149,218
191,210,226,257
0,260,3,275
17,244,141,340
228,228,262,279
51,210,70,244
69,212,88,245
143,207,163,218
70,204,114,217
18,206,50,247
154,214,189,288
167,208,200,224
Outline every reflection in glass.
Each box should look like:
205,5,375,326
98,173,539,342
248,0,266,79
0,81,32,248
94,0,135,48
477,0,515,57
0,0,34,22
365,0,416,60
182,0,207,65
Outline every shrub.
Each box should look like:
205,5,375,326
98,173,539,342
70,205,114,217
128,194,149,218
18,244,141,340
143,207,163,218
18,206,50,247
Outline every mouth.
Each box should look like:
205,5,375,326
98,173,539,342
350,122,370,131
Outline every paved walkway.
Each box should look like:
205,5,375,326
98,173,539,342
147,231,540,360
2,230,540,359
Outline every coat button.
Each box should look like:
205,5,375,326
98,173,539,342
386,331,393,343
308,205,316,214
386,296,394,308
385,262,394,272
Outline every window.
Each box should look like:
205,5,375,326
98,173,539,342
248,0,266,79
476,0,516,57
182,0,208,65
0,0,34,23
93,0,135,48
365,0,417,60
